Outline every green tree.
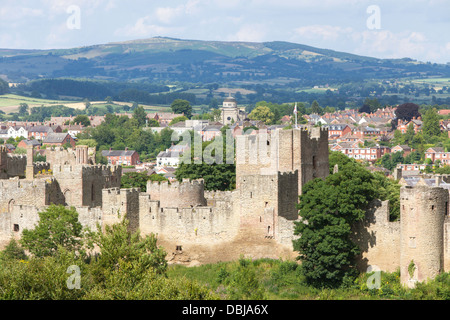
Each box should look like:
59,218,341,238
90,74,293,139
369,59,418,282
147,118,159,127
422,108,440,139
328,151,356,174
20,205,85,258
18,103,29,116
404,150,422,164
87,217,168,280
175,135,236,191
310,100,322,115
121,172,151,191
0,78,9,95
248,106,275,125
121,172,167,192
133,105,148,127
169,115,189,126
171,99,192,119
404,123,415,145
293,161,377,288
72,114,91,127
176,162,236,191
0,239,27,261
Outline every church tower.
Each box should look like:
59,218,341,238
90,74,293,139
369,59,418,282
221,95,240,125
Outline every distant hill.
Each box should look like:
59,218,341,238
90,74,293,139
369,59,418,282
1,37,450,85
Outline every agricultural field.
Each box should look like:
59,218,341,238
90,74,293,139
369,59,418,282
0,94,77,113
0,94,173,115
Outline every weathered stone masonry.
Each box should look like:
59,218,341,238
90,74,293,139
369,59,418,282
2,128,450,286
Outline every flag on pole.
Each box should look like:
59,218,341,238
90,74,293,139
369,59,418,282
293,102,298,114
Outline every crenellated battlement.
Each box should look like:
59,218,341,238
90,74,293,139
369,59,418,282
147,178,207,208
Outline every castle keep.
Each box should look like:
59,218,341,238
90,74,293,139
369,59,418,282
1,128,450,286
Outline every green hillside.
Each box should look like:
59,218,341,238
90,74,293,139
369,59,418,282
2,37,449,85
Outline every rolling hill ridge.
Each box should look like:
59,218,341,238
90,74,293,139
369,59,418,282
1,37,449,86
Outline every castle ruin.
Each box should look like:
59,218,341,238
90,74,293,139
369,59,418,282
1,128,450,287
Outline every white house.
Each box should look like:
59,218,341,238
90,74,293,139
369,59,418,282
7,126,28,139
156,144,190,168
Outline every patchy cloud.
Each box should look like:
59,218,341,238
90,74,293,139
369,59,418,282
1,1,450,63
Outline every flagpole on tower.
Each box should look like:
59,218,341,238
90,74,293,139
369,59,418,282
294,102,298,128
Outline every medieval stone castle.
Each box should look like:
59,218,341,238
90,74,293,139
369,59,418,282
0,127,449,287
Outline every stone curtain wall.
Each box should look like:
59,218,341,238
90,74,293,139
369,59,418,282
352,200,401,273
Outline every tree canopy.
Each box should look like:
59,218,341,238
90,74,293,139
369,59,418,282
293,157,400,288
171,99,192,119
395,102,421,122
422,108,440,138
248,106,275,124
20,205,84,258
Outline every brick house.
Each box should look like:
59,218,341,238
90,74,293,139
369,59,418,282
26,125,55,140
391,145,412,157
331,142,390,162
101,148,140,166
397,119,423,134
325,124,352,139
425,147,450,164
42,133,76,148
17,139,41,150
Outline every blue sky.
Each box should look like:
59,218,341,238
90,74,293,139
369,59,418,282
1,0,450,63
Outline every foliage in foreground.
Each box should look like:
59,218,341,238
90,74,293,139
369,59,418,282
168,258,450,300
0,206,217,300
294,161,377,288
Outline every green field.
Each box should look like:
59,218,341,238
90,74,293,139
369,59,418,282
0,94,77,113
0,94,176,114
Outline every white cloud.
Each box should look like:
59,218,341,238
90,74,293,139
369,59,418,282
0,6,43,22
155,0,201,24
228,24,267,42
114,16,183,38
294,25,353,42
353,30,428,59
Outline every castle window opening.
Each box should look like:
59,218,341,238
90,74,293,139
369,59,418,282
176,245,182,252
409,237,416,248
445,202,448,216
13,224,19,232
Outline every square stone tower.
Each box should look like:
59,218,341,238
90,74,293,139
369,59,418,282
235,127,329,195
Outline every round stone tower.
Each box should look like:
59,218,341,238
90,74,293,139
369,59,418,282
147,179,207,208
400,181,448,287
